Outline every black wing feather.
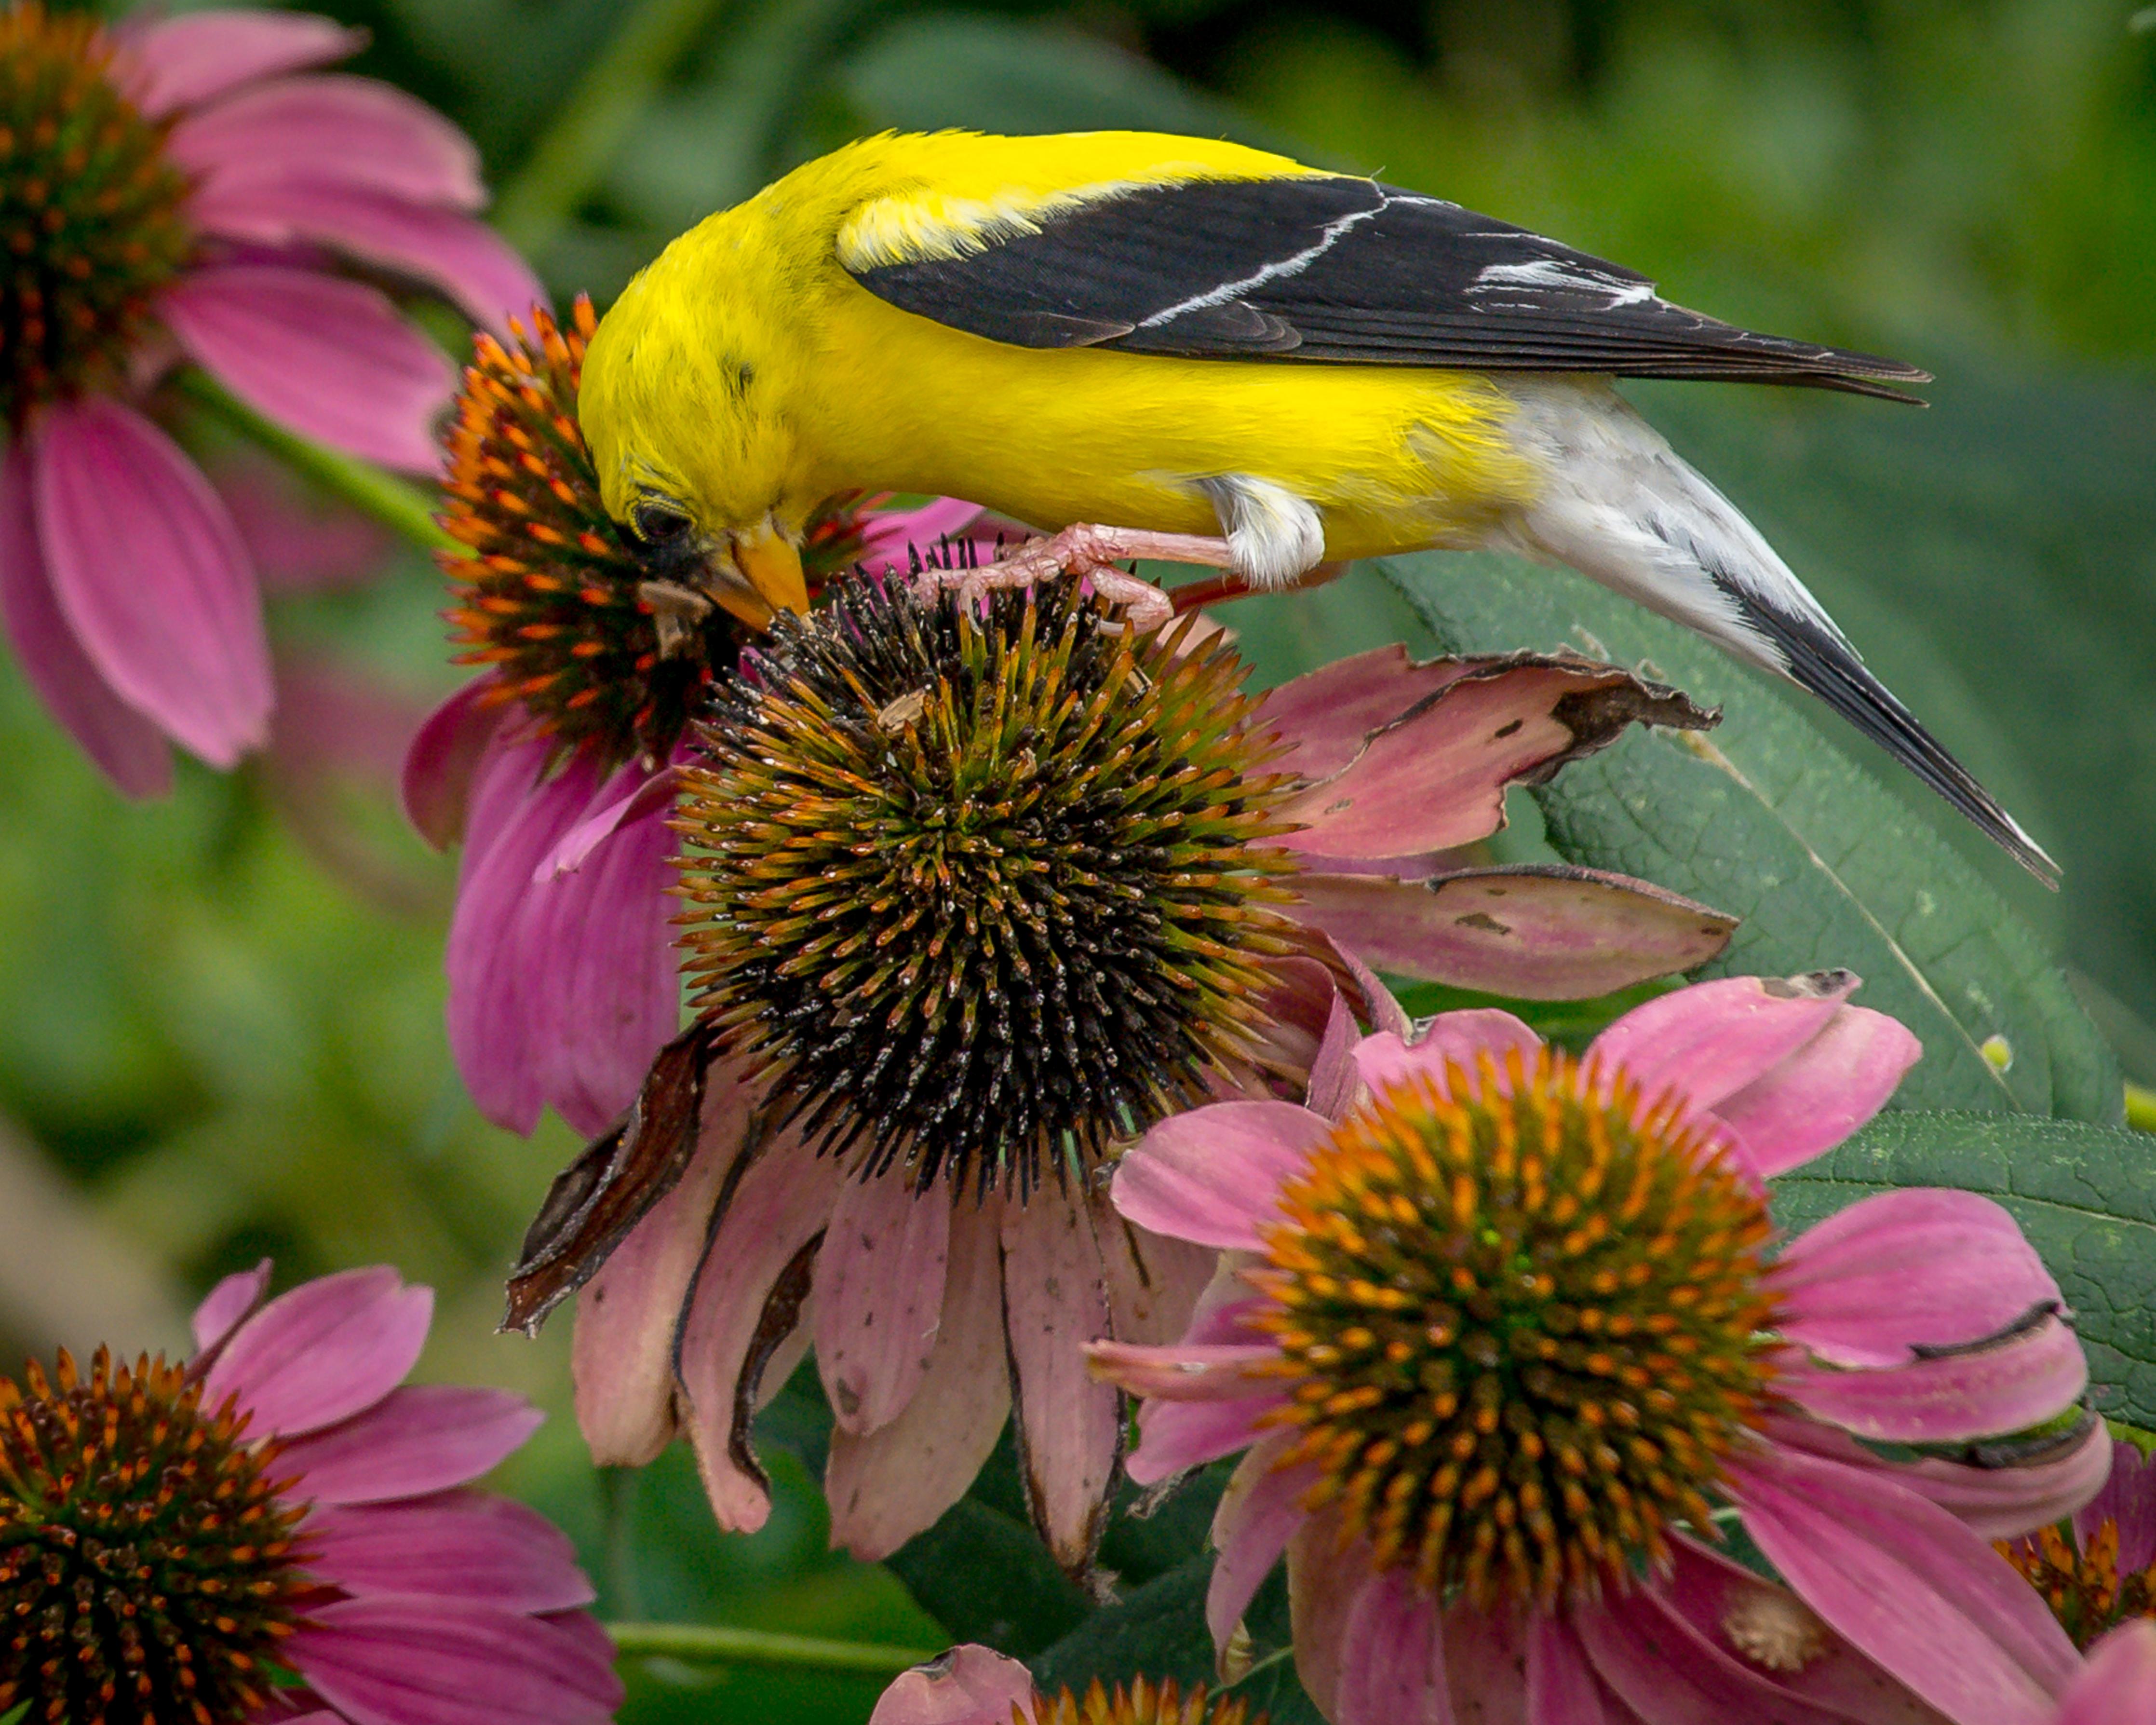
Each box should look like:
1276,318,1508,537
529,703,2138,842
849,177,1927,399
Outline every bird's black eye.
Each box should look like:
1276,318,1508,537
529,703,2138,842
631,500,692,544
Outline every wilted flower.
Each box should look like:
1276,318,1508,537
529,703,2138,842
1090,974,2107,1725
404,301,984,1135
507,574,1736,1575
871,1644,1256,1725
0,1262,619,1725
0,3,539,791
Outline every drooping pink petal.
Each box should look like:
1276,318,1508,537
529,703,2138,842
1776,1189,2064,1368
204,1265,431,1438
189,177,546,331
190,1259,272,1354
1111,1100,1333,1250
571,1059,756,1467
1524,1615,1618,1725
403,680,506,850
675,1131,845,1534
305,1492,594,1613
868,1645,1038,1725
1439,1607,1530,1721
816,1167,951,1437
1712,1006,1921,1176
31,398,270,766
1287,1516,1372,1722
1584,971,1860,1121
169,74,485,211
1290,867,1734,1000
115,12,364,118
287,1597,621,1725
2075,1437,2156,1573
162,265,454,473
0,445,170,794
536,761,681,879
1094,1197,1215,1348
1207,1436,1312,1655
1245,954,1345,1097
1335,1564,1452,1725
2057,1623,2156,1725
1001,1192,1122,1573
1258,645,1483,783
1087,1340,1280,1400
280,1386,543,1505
1728,1444,2080,1725
1351,1011,1543,1102
826,1197,1011,1561
1305,983,1362,1121
1124,1385,1285,1484
1574,1584,1856,1725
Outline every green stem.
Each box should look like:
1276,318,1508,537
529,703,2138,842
175,370,459,557
605,1621,934,1675
491,0,730,256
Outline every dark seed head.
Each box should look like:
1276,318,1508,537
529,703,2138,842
1254,1045,1782,1609
674,575,1303,1199
0,3,193,433
1027,1674,1260,1725
0,1347,311,1725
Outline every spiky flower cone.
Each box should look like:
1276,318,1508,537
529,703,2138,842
1027,1676,1258,1725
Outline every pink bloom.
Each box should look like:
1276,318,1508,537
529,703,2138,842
1091,972,2107,1725
2053,1622,2156,1725
0,1261,620,1725
0,4,539,791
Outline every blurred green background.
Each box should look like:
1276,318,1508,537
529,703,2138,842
7,1,2154,1718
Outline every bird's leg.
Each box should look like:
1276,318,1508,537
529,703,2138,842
918,524,1242,631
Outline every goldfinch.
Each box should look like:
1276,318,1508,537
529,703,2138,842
577,129,2054,880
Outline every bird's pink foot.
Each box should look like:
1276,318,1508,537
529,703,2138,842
915,524,1241,631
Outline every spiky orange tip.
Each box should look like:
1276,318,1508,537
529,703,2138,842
0,1346,311,1725
1022,1674,1259,1725
2000,1518,2156,1650
1,1,192,430
1253,1045,1781,1610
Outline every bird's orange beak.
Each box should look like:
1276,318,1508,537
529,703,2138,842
715,525,807,630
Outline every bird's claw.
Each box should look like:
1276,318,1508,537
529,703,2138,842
914,524,1242,633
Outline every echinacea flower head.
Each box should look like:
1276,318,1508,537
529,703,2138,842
1093,974,2109,1725
0,2,538,792
0,1262,619,1725
871,1644,1257,1725
674,575,1302,1196
2003,1436,2156,1650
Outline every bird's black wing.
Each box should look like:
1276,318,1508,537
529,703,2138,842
846,176,1928,401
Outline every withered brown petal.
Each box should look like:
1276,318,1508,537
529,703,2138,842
502,1021,721,1336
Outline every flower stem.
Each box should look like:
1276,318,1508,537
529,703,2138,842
491,0,729,256
175,370,460,557
605,1621,934,1675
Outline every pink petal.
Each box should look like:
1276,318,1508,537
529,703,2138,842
162,265,453,472
1087,1340,1280,1400
2076,1438,2156,1573
868,1645,1037,1725
281,1386,543,1505
1110,1100,1333,1250
205,1265,431,1438
571,1059,756,1466
1728,1444,2080,1724
1351,1011,1544,1102
1439,1605,1530,1721
0,445,170,794
31,397,270,766
1125,1386,1284,1484
287,1596,620,1725
816,1167,951,1436
1207,1437,1313,1655
190,177,546,332
858,497,987,563
219,450,392,591
1095,1200,1215,1348
1290,867,1734,1000
1258,645,1482,782
1287,1513,1370,1721
826,1197,1011,1561
190,1258,272,1353
169,74,484,211
1001,1191,1122,1573
116,12,364,118
1246,954,1346,1096
1336,1565,1452,1725
1712,1005,1921,1176
1524,1616,1618,1725
535,761,680,879
305,1492,593,1613
1584,972,1860,1120
1306,984,1362,1121
1776,1189,2064,1368
1573,1585,1856,1725
2058,1623,2156,1725
402,680,505,850
675,1132,845,1535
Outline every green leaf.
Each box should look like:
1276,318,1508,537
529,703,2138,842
887,1494,1094,1658
1771,1110,2156,1426
1383,549,2120,1122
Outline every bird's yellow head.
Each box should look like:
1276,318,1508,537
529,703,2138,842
577,240,812,632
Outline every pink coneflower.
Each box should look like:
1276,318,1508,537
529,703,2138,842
402,303,991,1135
2051,1620,2156,1723
0,3,539,794
872,1644,1255,1725
0,1261,620,1725
1090,973,2108,1725
511,574,1737,1578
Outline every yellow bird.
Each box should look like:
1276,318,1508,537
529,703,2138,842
577,128,2053,880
